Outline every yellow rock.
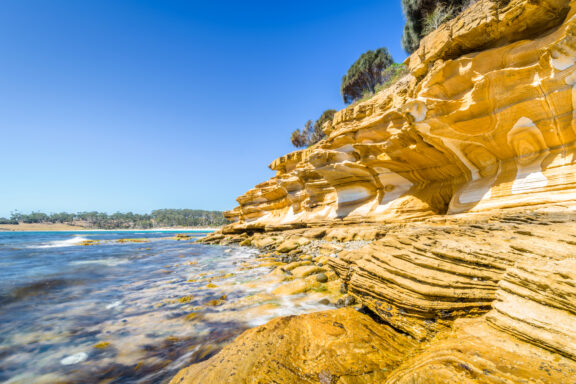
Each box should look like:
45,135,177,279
283,260,312,271
116,238,149,243
276,237,310,253
272,279,309,295
79,240,100,246
290,265,325,278
386,317,576,384
173,234,192,241
170,308,418,384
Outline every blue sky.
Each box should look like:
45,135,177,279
0,0,407,217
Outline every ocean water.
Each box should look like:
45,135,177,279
0,231,331,384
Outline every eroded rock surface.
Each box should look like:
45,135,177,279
329,210,576,340
170,308,418,384
173,1,576,383
224,0,576,231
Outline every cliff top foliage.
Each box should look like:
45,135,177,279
291,109,337,148
340,48,394,105
352,63,409,106
0,209,227,228
402,0,470,53
290,0,491,148
402,0,510,53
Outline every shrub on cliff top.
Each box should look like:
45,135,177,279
374,63,409,93
341,48,394,104
290,109,337,148
401,0,468,54
291,121,312,148
309,109,337,145
401,0,510,54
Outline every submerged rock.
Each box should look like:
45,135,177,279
336,295,356,308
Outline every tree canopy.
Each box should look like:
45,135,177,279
340,48,394,104
290,110,337,148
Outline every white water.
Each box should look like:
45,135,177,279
31,236,89,249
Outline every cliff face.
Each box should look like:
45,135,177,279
225,0,576,230
172,1,576,383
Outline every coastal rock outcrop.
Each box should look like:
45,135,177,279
170,308,418,384
329,210,576,340
188,209,576,383
174,1,576,383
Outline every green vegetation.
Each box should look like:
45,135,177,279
375,63,409,93
341,48,394,104
421,2,458,36
290,109,337,148
285,0,497,145
286,0,506,145
347,63,409,107
289,52,409,146
401,0,467,54
0,209,227,229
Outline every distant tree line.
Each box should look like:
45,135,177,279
0,209,228,229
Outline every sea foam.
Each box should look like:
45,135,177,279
32,236,89,249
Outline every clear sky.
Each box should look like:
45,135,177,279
0,0,407,217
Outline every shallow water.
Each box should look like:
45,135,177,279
0,231,333,383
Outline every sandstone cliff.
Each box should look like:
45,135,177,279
172,1,576,383
224,0,576,229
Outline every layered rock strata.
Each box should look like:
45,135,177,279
329,210,576,340
175,207,576,383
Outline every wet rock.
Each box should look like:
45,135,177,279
344,295,356,306
239,238,252,246
277,238,310,253
291,265,325,278
316,273,329,283
283,261,312,271
272,280,309,296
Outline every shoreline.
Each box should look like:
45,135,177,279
170,206,576,383
0,224,220,232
